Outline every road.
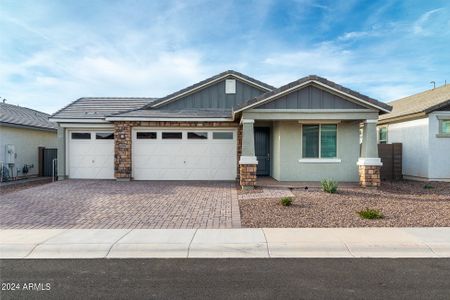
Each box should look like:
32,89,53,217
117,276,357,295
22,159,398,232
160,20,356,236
1,259,450,299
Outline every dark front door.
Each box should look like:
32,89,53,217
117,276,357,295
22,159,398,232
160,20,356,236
254,127,270,176
43,148,57,177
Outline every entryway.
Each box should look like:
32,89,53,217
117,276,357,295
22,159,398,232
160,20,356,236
254,127,270,176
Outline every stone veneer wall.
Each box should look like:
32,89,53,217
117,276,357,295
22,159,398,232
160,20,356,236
358,165,381,187
113,121,240,179
239,164,257,188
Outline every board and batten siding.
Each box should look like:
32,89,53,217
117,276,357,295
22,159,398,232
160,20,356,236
256,85,367,110
160,79,266,109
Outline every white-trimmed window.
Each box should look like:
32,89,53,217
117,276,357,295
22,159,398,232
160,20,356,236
302,124,337,158
378,127,388,144
439,119,450,135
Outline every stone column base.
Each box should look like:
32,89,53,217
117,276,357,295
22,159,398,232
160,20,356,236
358,165,381,187
240,164,257,189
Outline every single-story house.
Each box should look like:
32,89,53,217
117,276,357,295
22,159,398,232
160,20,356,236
378,84,450,181
50,70,391,188
0,102,58,179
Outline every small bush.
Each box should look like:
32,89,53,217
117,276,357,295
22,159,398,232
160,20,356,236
423,183,434,189
321,179,338,194
358,208,384,220
280,197,293,206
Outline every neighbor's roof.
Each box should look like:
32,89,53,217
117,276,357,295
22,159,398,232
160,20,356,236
0,102,57,131
234,75,392,113
379,84,450,123
51,97,157,119
107,108,232,120
146,70,275,109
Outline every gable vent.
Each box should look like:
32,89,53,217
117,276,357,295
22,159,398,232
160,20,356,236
225,79,236,94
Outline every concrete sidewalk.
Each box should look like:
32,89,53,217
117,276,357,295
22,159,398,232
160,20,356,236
1,228,449,259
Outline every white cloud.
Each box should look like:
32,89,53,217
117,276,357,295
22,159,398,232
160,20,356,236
413,8,445,36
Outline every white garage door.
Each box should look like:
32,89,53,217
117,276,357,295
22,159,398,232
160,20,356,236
132,129,237,180
68,131,115,179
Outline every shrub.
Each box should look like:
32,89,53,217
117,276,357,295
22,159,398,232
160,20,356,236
280,197,293,206
423,183,434,189
321,179,338,194
358,208,384,220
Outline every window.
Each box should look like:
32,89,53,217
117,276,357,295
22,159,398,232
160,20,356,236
440,120,450,135
213,132,233,140
188,132,208,139
302,124,337,158
225,79,236,94
162,132,182,139
96,132,114,140
137,132,157,139
71,132,91,140
379,127,388,144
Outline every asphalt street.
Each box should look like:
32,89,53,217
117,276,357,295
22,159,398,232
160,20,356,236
1,258,450,299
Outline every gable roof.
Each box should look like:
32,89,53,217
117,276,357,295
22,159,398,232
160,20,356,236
234,75,392,114
379,84,450,123
0,102,57,131
146,70,275,109
51,97,157,120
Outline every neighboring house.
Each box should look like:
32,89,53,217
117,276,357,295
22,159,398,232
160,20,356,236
378,84,450,182
0,102,58,178
50,70,391,188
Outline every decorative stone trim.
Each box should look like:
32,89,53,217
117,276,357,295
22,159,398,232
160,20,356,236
113,121,239,180
358,165,381,187
240,164,257,189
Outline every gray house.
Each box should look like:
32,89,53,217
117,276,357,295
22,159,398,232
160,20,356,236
50,70,391,188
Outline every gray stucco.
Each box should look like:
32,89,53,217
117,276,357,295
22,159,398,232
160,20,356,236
256,85,367,110
160,79,266,110
271,121,360,182
57,126,66,180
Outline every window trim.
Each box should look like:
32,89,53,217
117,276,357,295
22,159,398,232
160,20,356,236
136,131,158,140
187,132,208,140
161,132,183,140
300,123,339,161
437,117,450,138
378,126,388,144
95,132,114,140
212,131,234,140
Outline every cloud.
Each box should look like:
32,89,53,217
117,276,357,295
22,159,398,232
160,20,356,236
413,8,446,36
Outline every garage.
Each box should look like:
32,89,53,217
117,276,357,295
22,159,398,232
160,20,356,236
68,130,115,179
132,128,237,180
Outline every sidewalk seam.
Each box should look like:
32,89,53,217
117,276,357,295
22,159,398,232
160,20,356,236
342,241,355,258
105,229,133,258
24,229,70,258
187,229,198,258
261,229,271,258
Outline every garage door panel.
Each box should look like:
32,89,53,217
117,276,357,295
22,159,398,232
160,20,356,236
132,129,237,180
69,131,114,179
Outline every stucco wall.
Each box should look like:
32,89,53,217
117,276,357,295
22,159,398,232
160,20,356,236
428,112,450,180
386,118,429,179
0,125,57,177
271,121,360,182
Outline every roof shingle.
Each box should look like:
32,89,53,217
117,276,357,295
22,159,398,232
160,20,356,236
0,103,57,130
379,84,450,122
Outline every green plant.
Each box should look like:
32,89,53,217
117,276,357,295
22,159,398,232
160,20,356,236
358,208,384,220
423,183,434,189
280,197,293,206
321,179,338,194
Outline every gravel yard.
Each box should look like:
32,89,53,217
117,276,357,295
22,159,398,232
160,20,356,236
239,181,450,228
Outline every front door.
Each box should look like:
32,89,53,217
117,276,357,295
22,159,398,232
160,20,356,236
254,127,270,176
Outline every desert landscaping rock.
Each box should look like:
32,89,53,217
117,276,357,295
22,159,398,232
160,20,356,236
239,181,450,228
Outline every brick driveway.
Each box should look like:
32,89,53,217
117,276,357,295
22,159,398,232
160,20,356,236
0,180,240,229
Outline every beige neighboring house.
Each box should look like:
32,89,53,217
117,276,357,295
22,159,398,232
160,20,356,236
0,102,57,179
378,84,450,181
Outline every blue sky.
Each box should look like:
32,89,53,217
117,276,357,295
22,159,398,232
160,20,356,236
1,0,449,114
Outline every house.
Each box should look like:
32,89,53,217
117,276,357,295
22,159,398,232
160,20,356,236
0,102,58,179
378,84,450,182
50,70,391,188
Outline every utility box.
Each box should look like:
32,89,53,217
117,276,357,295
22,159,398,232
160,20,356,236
5,144,16,164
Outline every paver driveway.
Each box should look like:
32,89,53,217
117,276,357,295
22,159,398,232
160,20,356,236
0,180,240,229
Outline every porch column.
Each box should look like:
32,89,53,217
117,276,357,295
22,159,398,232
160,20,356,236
358,120,382,187
239,119,258,189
